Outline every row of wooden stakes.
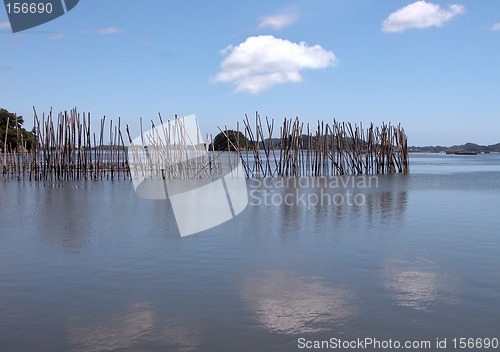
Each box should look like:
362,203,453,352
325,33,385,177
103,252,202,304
1,109,408,181
219,114,408,177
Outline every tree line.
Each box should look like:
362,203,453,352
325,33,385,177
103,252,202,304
0,108,36,151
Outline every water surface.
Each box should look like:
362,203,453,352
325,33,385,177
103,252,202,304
1,153,499,351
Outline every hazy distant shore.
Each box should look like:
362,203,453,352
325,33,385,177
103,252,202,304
409,142,500,154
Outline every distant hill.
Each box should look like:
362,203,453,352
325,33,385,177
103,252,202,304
409,143,500,153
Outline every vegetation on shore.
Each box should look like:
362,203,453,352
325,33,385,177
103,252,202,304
209,130,253,151
0,108,36,151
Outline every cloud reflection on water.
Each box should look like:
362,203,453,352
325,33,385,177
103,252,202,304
383,259,459,311
242,270,356,335
68,302,199,352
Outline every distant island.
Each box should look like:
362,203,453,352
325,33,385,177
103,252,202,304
409,142,500,154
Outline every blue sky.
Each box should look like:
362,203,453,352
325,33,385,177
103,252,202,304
1,0,499,146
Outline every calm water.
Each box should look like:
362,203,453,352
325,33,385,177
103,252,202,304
1,153,500,351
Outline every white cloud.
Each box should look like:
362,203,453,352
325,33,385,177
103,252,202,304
382,1,465,33
0,21,11,29
213,35,337,94
83,27,125,35
258,13,297,30
51,33,65,40
490,23,500,31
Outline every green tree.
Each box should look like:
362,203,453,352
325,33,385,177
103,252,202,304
210,130,252,151
0,108,36,151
